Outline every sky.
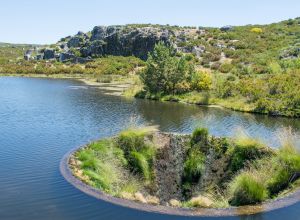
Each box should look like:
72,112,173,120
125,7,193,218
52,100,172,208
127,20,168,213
0,0,299,44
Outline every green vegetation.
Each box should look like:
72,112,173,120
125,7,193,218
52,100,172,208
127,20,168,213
267,144,300,196
229,172,269,205
74,139,128,194
0,55,144,78
138,40,300,117
140,42,195,95
72,127,157,196
135,18,300,117
71,127,300,209
190,127,209,146
117,127,157,181
227,137,273,172
1,18,300,118
183,148,205,183
0,43,35,64
227,134,300,206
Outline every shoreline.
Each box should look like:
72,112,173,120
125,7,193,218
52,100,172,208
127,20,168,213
0,73,296,118
60,141,300,217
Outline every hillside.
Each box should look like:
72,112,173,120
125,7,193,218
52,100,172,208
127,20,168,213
1,18,300,117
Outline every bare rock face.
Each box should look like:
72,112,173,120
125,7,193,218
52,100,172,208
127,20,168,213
81,26,171,60
279,44,300,59
59,52,76,62
67,36,84,48
91,26,110,41
153,133,190,204
43,49,55,60
220,25,234,32
34,25,204,62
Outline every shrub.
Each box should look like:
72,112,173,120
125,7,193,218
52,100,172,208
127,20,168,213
191,71,212,91
219,63,234,73
251,28,263,34
267,62,282,74
229,172,268,206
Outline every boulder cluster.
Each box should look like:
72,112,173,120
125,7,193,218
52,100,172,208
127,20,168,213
24,25,216,63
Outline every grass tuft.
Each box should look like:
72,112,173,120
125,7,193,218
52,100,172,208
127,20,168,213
183,148,205,183
229,172,269,206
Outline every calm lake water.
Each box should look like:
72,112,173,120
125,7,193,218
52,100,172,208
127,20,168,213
1,77,300,220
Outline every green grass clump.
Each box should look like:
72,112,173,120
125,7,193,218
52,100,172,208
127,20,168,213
183,148,205,183
75,139,127,194
267,145,300,196
74,127,300,208
77,149,99,169
228,137,272,172
191,127,209,146
117,127,155,153
129,151,151,180
117,127,157,181
83,166,116,191
229,172,269,206
228,140,300,206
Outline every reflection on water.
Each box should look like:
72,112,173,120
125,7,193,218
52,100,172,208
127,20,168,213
136,96,300,148
0,77,299,220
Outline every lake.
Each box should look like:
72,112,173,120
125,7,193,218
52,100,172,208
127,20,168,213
0,77,300,220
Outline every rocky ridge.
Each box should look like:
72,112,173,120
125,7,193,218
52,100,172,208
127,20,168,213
25,24,213,62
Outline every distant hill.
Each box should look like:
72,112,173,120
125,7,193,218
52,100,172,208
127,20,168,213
29,17,300,69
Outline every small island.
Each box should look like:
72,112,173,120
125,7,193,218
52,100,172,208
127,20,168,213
63,127,300,216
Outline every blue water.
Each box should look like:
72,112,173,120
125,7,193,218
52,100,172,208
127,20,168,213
0,77,300,220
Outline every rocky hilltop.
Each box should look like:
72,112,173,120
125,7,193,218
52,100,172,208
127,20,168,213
26,24,208,62
24,18,300,65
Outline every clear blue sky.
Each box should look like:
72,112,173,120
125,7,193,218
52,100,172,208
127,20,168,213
0,0,299,44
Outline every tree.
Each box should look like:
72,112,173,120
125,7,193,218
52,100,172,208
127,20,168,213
140,42,194,94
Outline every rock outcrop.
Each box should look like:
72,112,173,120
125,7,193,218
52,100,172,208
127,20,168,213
28,25,209,62
43,49,55,60
78,26,171,60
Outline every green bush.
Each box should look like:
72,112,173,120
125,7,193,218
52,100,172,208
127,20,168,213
191,71,212,91
219,63,234,73
229,172,268,206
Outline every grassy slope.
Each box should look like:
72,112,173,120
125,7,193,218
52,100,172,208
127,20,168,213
138,18,300,117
